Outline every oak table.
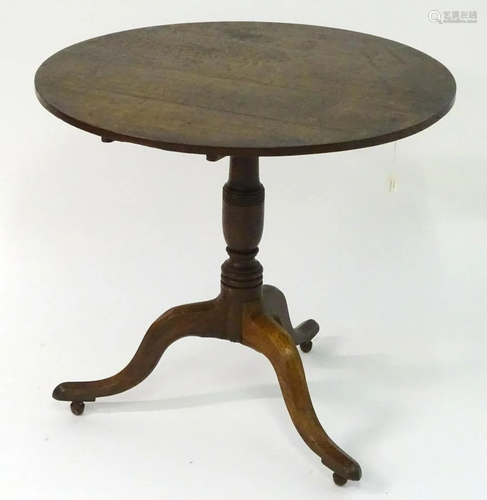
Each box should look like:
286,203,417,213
35,22,456,486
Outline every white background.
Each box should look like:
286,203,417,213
0,1,485,499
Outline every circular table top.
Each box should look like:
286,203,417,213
35,22,456,157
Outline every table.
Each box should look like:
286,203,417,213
35,22,456,486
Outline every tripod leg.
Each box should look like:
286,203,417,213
53,298,224,414
262,284,319,352
242,306,361,485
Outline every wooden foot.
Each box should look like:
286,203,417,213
242,303,362,483
262,284,319,350
52,298,225,407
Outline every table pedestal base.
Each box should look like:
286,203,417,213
52,156,362,486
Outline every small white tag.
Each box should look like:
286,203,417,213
388,178,398,193
388,142,398,193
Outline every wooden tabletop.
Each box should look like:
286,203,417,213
35,22,456,157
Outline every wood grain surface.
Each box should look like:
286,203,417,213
35,22,456,157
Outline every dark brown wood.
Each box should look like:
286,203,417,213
262,284,319,349
218,156,265,340
35,22,456,157
333,473,349,487
241,301,361,483
53,297,227,403
39,22,457,487
206,154,226,162
52,157,360,483
221,158,264,293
